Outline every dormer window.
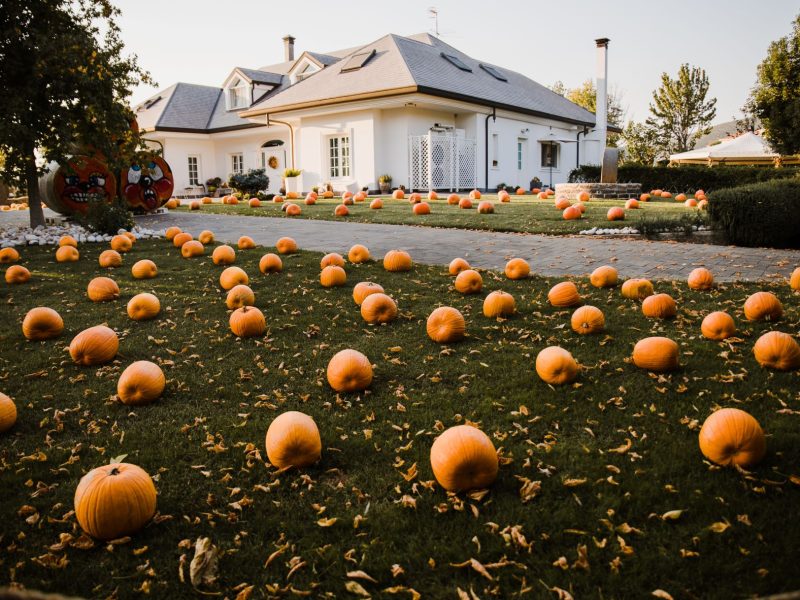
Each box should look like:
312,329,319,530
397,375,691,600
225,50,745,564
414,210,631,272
227,78,250,110
289,55,323,85
295,64,316,83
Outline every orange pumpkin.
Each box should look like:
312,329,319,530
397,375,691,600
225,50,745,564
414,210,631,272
132,259,157,279
172,232,192,248
74,462,157,540
164,226,181,241
458,197,473,209
0,392,17,433
22,307,64,341
320,265,347,287
790,267,800,291
430,425,498,492
453,269,482,294
353,282,384,305
181,240,204,258
753,331,800,371
701,311,736,340
447,193,460,205
427,191,438,201
483,290,516,318
287,191,300,199
273,195,284,203
190,201,200,210
334,204,349,217
625,199,639,209
248,198,261,208
639,193,650,202
571,305,605,335
286,203,302,216
276,237,298,254
165,199,178,209
477,201,494,214
59,235,78,248
607,207,625,221
408,192,422,204
589,265,618,288
684,198,698,208
259,253,283,274
87,276,119,302
265,411,322,468
228,196,239,205
98,250,122,268
127,293,161,321
55,245,79,262
697,199,708,209
548,281,581,307
699,408,766,467
360,293,398,324
743,291,783,321
675,193,687,202
370,199,384,209
498,190,511,202
198,230,215,244
426,306,465,343
5,264,31,284
110,235,132,253
563,205,582,220
632,337,679,372
621,278,654,300
577,191,590,202
505,258,530,280
202,196,213,205
535,346,579,385
642,293,677,319
117,361,165,405
220,266,249,290
342,192,354,203
469,189,482,200
0,247,20,263
688,267,714,290
355,191,368,202
238,236,256,250
226,284,255,309
555,197,571,210
383,250,412,272
412,201,431,215
660,191,672,199
327,349,373,392
305,194,317,205
321,253,345,269
69,325,119,366
448,258,471,276
348,244,370,264
229,306,266,337
212,245,236,265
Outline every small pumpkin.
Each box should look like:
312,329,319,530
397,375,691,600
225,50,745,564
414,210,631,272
353,282,384,305
54,244,77,262
327,349,373,392
483,291,516,318
0,392,17,433
413,201,431,215
427,191,438,200
535,346,579,385
202,197,213,205
790,267,800,290
220,266,249,290
98,250,122,268
477,201,494,214
229,306,266,337
632,337,679,372
504,258,530,280
639,193,650,202
642,293,677,319
699,408,765,467
392,189,405,200
110,235,132,252
743,291,783,321
334,204,350,217
164,226,182,241
226,284,255,309
448,258,471,276
320,265,347,287
22,307,64,341
181,240,204,258
577,191,590,202
701,311,736,340
127,293,161,321
287,191,300,199
563,205,581,220
548,281,581,307
248,198,261,208
369,198,384,209
265,411,322,469
469,189,481,200
59,235,78,248
607,207,625,221
69,325,119,366
430,425,498,492
571,306,605,335
675,193,687,202
259,253,283,274
74,462,157,540
590,265,618,288
454,269,483,294
5,264,31,284
753,331,800,371
212,245,236,265
321,253,345,269
286,203,302,216
458,197,473,209
408,192,422,204
684,198,698,207
625,198,639,209
190,201,200,210
499,190,511,202
447,193,460,205
348,244,370,264
0,247,20,263
117,361,165,405
172,232,192,248
555,197,571,210
238,236,255,250
87,276,120,302
198,230,215,244
383,250,412,272
132,259,157,279
621,278,654,300
276,237,298,254
360,293,398,324
688,267,714,290
426,306,466,343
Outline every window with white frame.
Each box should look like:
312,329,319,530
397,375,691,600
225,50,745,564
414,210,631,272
491,134,499,168
517,140,524,170
227,78,250,110
187,155,200,186
328,135,350,178
231,153,244,175
540,142,560,169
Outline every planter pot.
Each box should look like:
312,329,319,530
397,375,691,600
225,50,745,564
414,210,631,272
285,177,299,195
379,183,390,194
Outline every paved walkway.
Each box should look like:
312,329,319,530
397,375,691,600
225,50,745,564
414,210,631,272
133,212,800,282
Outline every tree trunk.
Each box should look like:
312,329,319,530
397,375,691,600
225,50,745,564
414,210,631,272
25,145,45,229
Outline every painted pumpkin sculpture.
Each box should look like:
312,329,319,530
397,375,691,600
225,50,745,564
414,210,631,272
121,155,174,211
42,156,117,215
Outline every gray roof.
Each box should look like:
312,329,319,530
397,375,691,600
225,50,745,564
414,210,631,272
236,67,283,85
695,120,743,148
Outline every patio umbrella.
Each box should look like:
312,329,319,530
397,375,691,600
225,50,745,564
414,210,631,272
537,130,577,188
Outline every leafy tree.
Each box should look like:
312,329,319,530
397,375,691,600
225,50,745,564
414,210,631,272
551,80,626,145
746,12,800,155
645,64,717,154
620,121,662,165
0,1,152,227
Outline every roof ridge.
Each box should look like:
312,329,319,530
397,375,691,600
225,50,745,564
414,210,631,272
204,88,224,130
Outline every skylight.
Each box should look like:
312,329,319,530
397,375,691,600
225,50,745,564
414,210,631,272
479,63,507,82
441,52,472,72
340,49,376,73
138,96,162,112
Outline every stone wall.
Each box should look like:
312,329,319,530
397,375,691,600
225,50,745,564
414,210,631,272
555,182,641,200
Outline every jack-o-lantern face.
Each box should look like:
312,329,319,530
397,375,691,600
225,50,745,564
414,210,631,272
54,156,117,214
121,156,174,211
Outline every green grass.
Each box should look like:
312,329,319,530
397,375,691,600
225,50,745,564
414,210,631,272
0,238,798,599
175,194,704,236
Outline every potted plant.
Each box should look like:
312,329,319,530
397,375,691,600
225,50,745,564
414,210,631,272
206,177,222,194
283,168,302,195
378,174,392,194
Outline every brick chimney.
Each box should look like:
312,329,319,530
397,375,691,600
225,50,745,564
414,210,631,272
283,35,295,62
594,38,610,151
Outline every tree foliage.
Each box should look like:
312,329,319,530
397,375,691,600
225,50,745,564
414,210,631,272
550,79,626,145
0,0,152,226
620,121,662,165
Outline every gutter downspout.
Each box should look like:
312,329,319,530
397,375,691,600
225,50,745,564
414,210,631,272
484,107,496,191
576,127,587,169
267,115,296,169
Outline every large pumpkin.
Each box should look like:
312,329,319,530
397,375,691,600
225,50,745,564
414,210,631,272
791,267,800,291
276,237,298,254
632,337,679,372
172,232,192,248
571,306,605,335
483,291,516,318
0,392,17,433
454,269,483,294
4,265,30,284
198,230,215,245
590,265,618,288
370,198,384,209
505,258,530,280
688,267,714,290
212,245,236,265
55,245,80,262
127,293,160,321
131,259,157,279
430,425,498,492
548,281,581,307
0,247,20,263
698,408,766,468
348,244,370,264
181,240,204,258
383,250,412,272
448,258,471,276
743,292,783,321
334,204,349,217
226,284,255,309
110,235,132,253
701,311,736,341
320,265,347,287
458,197,473,209
642,293,677,319
353,282,384,305
607,207,625,221
535,346,579,385
117,361,165,405
327,349,373,392
98,250,122,268
265,411,322,469
165,227,181,241
621,278,654,300
74,462,157,540
220,267,249,290
259,253,283,274
22,307,64,341
120,155,174,211
321,253,345,269
413,202,431,215
753,331,800,371
59,235,78,248
238,236,256,250
46,155,117,215
477,201,494,214
87,277,120,302
229,306,266,338
427,307,465,343
69,325,119,366
360,293,398,324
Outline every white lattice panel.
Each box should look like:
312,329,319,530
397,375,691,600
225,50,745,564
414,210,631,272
409,133,476,192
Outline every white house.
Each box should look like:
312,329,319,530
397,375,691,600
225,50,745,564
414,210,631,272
135,33,617,195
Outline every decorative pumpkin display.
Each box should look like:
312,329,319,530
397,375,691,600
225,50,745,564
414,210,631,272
447,193,460,205
74,462,157,540
0,247,20,263
165,226,182,241
320,265,347,287
642,293,678,319
107,235,131,253
98,249,122,268
248,198,261,208
698,408,766,468
413,201,431,215
127,293,161,321
701,311,736,341
212,245,236,265
563,205,581,220
483,290,516,318
477,201,494,214
632,337,679,372
265,411,322,469
228,196,239,205
469,190,481,200
454,269,483,294
22,307,64,341
117,361,165,405
430,425,498,492
127,260,157,281
621,278,654,300
790,267,800,290
535,346,579,385
383,250,412,272
571,305,605,335
607,207,625,221
369,199,383,209
259,253,283,274
181,240,204,258
172,232,192,248
226,284,255,309
286,203,302,216
343,191,355,203
42,155,117,216
198,230,215,245
753,331,800,371
448,258,471,275
743,291,783,322
220,266,249,290
327,349,373,392
69,325,119,366
548,281,581,307
229,306,266,337
120,155,174,211
347,244,370,264
238,236,256,250
688,267,714,290
458,197,473,209
321,253,345,269
555,197,571,210
505,258,530,280
360,293,398,324
59,235,78,248
589,265,618,288
353,281,384,305
276,237,298,254
5,265,31,284
87,276,119,302
55,245,79,262
426,306,466,343
408,193,422,204
625,199,639,209
334,204,350,217
190,201,200,210
0,392,17,433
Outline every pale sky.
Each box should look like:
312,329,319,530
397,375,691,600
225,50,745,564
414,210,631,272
119,0,797,125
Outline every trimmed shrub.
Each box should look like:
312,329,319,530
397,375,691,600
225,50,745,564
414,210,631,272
569,165,800,193
76,198,134,235
708,179,800,248
228,169,270,195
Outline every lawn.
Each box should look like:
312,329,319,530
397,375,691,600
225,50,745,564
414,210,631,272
0,236,798,599
173,194,705,236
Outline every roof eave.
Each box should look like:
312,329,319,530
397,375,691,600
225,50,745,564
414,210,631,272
152,123,263,134
240,86,419,118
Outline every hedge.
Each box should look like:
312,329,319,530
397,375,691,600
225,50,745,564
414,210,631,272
707,179,800,249
568,165,800,194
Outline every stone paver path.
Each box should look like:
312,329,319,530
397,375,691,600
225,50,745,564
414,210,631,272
133,212,800,282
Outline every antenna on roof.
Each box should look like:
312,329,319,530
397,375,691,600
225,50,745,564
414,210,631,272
428,7,439,36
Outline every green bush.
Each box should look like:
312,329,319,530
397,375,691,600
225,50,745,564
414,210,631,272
569,164,800,193
77,198,134,235
228,169,269,195
708,179,800,248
